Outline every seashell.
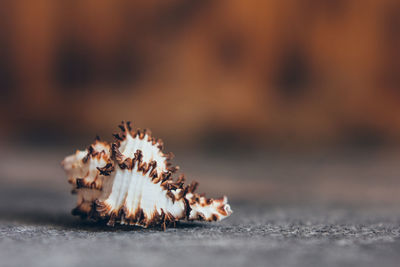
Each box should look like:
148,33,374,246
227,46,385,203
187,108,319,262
62,121,232,229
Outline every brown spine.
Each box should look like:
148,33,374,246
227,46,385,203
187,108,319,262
97,163,114,176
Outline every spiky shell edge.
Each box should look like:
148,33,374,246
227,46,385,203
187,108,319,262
62,121,232,229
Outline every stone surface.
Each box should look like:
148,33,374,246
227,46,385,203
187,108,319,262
1,148,400,267
1,187,400,267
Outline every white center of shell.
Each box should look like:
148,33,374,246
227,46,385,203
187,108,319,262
100,165,185,224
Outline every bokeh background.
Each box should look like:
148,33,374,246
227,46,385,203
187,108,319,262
1,0,400,205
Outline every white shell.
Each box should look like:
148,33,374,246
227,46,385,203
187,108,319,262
62,121,232,228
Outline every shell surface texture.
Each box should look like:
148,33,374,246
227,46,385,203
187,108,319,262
62,121,232,229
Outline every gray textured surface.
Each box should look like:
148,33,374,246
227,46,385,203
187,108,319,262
2,148,400,267
1,188,400,267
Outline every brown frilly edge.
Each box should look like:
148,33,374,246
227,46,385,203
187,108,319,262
69,121,227,229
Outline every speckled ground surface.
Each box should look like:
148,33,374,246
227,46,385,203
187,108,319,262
1,188,400,267
1,148,400,267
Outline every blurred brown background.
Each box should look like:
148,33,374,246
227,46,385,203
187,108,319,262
2,3,400,265
1,0,400,204
1,0,400,148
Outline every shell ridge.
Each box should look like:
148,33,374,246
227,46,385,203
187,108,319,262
127,166,141,220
